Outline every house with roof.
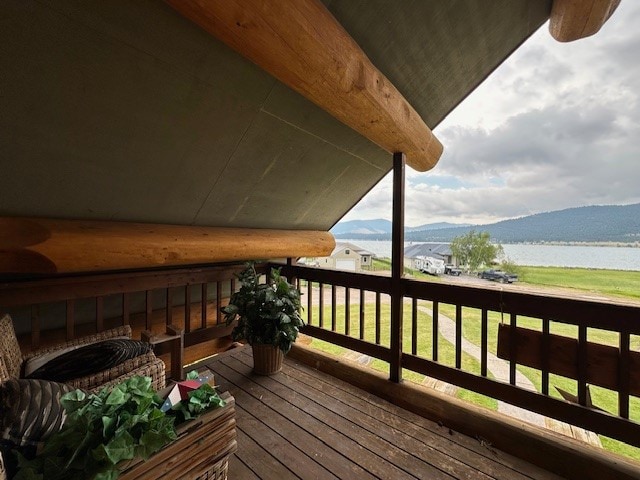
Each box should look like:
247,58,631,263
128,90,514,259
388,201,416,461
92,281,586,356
404,242,455,270
315,242,374,272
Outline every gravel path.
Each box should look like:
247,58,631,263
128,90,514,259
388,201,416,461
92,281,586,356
416,305,546,427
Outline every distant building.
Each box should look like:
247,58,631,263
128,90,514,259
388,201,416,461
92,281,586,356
404,243,455,270
314,241,374,272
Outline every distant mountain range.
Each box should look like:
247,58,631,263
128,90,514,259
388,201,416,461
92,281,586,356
331,219,470,236
332,204,640,243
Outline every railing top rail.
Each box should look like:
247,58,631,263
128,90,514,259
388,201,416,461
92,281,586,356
279,264,392,294
404,278,640,333
0,263,245,307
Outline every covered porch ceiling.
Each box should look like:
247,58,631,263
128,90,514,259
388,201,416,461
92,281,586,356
0,0,620,274
1,0,554,233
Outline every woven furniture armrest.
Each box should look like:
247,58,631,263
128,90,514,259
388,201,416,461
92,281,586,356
72,353,166,393
23,325,133,361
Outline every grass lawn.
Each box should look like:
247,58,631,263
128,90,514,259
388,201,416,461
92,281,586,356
303,301,498,410
301,282,640,460
518,266,640,301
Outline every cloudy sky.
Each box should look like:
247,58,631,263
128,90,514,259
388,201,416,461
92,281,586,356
342,2,640,227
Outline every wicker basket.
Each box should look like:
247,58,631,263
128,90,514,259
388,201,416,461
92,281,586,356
119,392,236,480
252,343,284,375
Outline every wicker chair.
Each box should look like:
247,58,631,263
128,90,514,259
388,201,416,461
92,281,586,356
0,313,166,393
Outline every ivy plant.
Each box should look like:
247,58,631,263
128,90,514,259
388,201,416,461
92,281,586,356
13,373,225,480
222,263,304,353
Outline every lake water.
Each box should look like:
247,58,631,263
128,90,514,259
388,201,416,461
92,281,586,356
341,240,640,271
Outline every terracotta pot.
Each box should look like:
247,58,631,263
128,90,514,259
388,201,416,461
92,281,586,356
251,344,284,375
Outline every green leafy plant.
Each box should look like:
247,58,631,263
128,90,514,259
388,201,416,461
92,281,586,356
222,263,304,353
14,373,226,480
14,376,176,480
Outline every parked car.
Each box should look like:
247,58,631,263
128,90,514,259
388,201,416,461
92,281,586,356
478,269,518,283
444,264,462,276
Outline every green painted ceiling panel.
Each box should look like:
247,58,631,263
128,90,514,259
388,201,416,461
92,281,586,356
0,0,550,231
323,0,552,128
194,110,386,229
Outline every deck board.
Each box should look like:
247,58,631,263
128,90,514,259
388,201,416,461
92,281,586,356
206,348,566,480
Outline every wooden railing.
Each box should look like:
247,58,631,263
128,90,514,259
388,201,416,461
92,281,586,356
0,264,244,361
3,261,639,448
280,263,640,449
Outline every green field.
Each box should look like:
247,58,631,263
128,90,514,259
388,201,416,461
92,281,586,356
518,266,640,301
301,267,640,460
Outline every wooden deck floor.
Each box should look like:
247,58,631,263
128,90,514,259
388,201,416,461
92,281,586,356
205,348,566,480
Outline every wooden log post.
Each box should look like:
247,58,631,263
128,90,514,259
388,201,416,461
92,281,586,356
0,217,335,275
390,152,406,382
549,0,620,42
164,0,443,172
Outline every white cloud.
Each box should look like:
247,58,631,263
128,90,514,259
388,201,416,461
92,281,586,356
344,2,640,227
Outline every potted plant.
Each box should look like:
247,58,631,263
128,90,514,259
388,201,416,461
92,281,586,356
222,263,304,375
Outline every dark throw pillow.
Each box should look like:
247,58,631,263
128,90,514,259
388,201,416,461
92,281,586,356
0,378,75,478
25,339,153,383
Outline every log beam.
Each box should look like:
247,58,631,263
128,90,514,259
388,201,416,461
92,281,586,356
549,0,621,42
164,0,443,172
0,217,335,275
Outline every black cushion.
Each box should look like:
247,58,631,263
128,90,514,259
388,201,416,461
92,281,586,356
0,378,74,478
25,339,153,383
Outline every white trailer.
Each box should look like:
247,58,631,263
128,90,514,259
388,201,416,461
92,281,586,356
414,256,445,275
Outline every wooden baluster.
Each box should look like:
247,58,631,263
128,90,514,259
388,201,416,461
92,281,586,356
411,298,418,355
184,285,192,333
318,283,324,328
122,292,130,326
359,289,365,340
307,279,313,325
455,305,462,369
509,313,517,385
165,288,172,328
481,309,488,377
216,282,223,325
146,290,153,330
201,283,208,329
578,325,588,405
345,287,350,336
375,292,381,345
432,301,439,362
331,284,337,332
541,318,550,395
619,331,631,418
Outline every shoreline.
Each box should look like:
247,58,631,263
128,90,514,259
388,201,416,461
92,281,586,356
338,238,640,248
503,241,640,248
